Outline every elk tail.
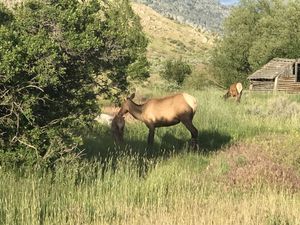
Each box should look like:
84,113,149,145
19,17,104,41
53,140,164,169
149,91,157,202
236,83,243,94
182,93,197,113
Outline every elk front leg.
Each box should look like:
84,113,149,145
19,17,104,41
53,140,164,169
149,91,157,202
223,91,230,100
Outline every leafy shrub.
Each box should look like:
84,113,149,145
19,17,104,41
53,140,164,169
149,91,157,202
127,55,150,81
183,66,213,90
0,0,148,166
246,96,300,119
267,97,300,118
160,58,192,85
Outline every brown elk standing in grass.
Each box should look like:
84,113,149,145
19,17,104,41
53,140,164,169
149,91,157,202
115,93,198,148
223,82,243,103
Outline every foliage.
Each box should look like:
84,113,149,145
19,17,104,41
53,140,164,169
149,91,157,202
211,0,300,86
183,66,214,90
0,0,148,165
160,58,192,85
98,0,149,101
127,55,150,81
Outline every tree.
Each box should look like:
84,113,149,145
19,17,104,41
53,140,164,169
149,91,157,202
96,0,149,101
0,0,148,165
211,0,300,86
160,58,192,85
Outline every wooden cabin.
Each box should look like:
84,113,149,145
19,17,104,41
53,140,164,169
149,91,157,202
247,58,300,92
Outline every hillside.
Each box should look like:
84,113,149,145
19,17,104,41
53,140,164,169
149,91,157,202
131,3,216,75
133,0,230,32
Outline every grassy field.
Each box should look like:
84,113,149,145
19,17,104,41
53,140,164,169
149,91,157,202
1,2,300,224
1,88,300,225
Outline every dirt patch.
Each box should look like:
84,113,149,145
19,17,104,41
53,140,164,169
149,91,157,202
210,143,300,192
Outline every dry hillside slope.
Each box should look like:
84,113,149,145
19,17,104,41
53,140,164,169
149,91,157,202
131,3,216,75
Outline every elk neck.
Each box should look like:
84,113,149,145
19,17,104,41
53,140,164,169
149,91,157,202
127,99,144,121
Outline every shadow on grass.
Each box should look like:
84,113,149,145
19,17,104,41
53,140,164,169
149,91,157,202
82,125,232,166
198,130,232,153
159,130,232,154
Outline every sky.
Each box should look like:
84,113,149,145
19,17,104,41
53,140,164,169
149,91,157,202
219,0,239,5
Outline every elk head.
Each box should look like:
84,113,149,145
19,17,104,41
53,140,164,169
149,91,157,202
118,93,135,116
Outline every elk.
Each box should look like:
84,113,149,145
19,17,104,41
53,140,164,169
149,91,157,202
111,115,125,144
116,93,198,148
223,82,243,102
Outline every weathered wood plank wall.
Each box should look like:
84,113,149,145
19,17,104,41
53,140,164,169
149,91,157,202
250,80,275,91
277,76,300,92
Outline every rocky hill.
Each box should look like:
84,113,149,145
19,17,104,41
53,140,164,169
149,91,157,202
133,0,230,32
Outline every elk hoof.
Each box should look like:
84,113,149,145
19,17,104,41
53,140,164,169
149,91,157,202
189,139,198,150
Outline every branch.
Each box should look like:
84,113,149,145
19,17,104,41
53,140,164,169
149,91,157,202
17,138,37,150
13,102,33,125
17,138,39,159
0,89,9,99
18,85,44,92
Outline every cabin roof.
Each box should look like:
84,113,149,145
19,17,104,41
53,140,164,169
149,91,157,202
247,58,296,80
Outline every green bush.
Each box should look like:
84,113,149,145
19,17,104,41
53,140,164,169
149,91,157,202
160,58,192,85
183,67,213,90
0,0,148,166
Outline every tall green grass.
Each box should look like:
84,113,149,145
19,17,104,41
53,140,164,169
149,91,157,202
1,157,299,225
1,88,300,224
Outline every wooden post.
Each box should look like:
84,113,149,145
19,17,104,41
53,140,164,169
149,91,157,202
295,60,298,82
273,76,279,92
295,60,299,82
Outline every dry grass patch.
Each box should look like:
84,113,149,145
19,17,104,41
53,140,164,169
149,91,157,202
208,141,300,192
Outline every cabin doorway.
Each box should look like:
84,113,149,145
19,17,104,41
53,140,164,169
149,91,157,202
297,63,300,82
293,63,300,82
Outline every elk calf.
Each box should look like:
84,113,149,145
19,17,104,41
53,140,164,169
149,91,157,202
224,82,243,102
111,115,125,144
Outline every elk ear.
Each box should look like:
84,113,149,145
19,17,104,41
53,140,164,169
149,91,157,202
127,93,135,100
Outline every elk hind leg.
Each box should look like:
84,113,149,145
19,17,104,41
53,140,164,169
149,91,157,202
236,90,243,103
181,119,198,149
